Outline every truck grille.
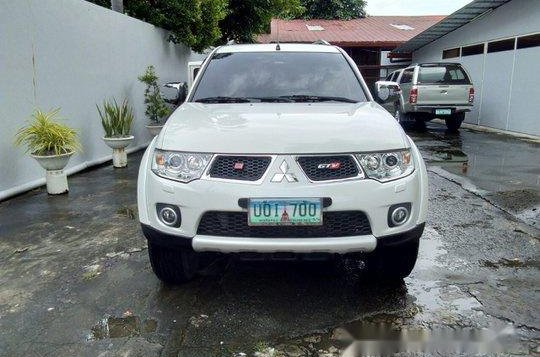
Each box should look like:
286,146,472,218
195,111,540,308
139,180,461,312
209,156,271,181
197,211,371,238
297,155,359,181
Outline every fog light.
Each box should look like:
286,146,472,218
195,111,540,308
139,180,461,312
388,203,411,227
157,204,181,227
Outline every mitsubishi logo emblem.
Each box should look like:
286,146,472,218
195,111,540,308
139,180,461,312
271,160,298,183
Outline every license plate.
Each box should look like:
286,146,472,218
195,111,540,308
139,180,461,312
435,108,452,115
248,198,322,226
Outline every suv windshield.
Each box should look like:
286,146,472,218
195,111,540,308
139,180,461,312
417,64,471,85
191,51,367,103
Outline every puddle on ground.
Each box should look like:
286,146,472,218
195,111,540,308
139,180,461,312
89,315,157,340
481,258,540,269
420,146,469,165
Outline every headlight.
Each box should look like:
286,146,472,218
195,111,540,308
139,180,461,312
152,150,212,183
356,149,414,182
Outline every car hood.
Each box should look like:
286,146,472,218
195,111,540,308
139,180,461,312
158,102,409,154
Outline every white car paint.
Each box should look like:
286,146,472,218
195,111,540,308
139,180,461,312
158,102,410,154
138,43,428,255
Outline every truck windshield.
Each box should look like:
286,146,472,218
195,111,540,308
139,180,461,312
191,51,367,103
417,64,471,85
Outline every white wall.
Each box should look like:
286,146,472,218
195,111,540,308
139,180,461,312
0,0,204,200
411,0,540,136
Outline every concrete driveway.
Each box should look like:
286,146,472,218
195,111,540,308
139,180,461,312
0,122,538,357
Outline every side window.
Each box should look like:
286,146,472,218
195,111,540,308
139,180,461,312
391,72,398,81
400,69,413,84
385,72,393,81
448,69,465,81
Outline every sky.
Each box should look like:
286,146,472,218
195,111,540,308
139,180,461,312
366,0,474,16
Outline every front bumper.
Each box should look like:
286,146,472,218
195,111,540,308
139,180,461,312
141,222,425,253
137,140,428,254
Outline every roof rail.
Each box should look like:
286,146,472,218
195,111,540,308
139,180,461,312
313,39,331,45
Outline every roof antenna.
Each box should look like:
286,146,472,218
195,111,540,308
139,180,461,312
275,19,281,50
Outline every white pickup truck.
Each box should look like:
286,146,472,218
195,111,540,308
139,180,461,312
376,63,475,132
138,43,428,284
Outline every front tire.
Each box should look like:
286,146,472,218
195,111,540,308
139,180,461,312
148,242,199,284
364,238,419,281
445,112,465,132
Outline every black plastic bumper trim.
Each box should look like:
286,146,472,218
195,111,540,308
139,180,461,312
376,223,425,247
141,224,192,248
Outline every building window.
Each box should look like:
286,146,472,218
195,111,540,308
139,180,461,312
487,38,516,53
517,33,540,49
442,47,460,59
462,44,484,56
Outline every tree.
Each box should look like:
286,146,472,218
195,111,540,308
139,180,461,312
300,0,366,20
86,0,227,52
219,0,304,43
85,0,309,49
124,0,227,52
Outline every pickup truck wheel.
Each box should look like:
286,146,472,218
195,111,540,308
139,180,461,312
445,112,465,132
364,238,419,281
148,242,199,284
394,105,409,123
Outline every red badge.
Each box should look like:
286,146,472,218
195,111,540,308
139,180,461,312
329,162,341,170
234,162,244,170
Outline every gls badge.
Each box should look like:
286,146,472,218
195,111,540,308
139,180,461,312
271,160,298,183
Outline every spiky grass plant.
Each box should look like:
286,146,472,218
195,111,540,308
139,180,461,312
97,98,134,138
14,108,81,156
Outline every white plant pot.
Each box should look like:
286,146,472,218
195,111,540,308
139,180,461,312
103,135,135,167
31,152,73,195
145,124,164,136
102,135,134,168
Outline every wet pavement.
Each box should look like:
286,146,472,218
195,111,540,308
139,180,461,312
0,122,539,357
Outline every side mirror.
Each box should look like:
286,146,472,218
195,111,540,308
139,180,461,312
162,82,188,105
375,81,401,102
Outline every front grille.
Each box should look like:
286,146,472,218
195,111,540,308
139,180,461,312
297,155,359,181
209,156,271,181
197,211,371,238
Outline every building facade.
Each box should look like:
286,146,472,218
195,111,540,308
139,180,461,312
394,0,540,136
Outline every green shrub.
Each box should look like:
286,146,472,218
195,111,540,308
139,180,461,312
14,108,81,156
97,98,134,138
138,65,171,125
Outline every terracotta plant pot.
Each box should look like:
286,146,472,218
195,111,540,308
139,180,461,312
102,135,134,168
31,152,73,195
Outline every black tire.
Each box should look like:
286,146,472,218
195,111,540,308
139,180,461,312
364,238,419,281
445,112,465,132
148,241,199,284
393,104,410,124
411,113,428,130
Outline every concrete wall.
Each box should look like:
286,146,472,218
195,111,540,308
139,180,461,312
0,0,203,200
411,0,540,136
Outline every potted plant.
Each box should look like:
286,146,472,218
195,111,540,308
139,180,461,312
97,98,134,168
14,108,81,195
138,65,171,136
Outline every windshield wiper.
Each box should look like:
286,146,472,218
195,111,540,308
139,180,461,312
250,96,295,103
195,96,253,103
278,95,358,103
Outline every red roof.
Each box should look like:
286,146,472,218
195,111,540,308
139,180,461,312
257,16,445,47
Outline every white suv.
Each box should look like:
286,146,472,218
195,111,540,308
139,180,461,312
137,43,428,284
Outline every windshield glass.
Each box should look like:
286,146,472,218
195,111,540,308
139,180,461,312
191,51,367,103
417,64,471,84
